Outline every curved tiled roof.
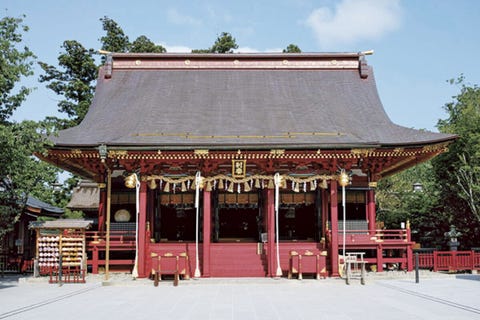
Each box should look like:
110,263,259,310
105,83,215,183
51,53,456,149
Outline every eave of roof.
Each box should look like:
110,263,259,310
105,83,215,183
48,52,457,151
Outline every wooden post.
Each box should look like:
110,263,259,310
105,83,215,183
367,190,376,233
92,246,99,274
98,188,106,232
329,180,339,277
377,244,384,272
321,189,328,241
105,169,111,281
202,190,211,277
138,180,148,277
265,189,276,277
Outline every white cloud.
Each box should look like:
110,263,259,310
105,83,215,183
167,8,202,26
305,0,403,50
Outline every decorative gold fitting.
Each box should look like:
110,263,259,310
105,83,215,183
124,173,137,189
338,170,350,187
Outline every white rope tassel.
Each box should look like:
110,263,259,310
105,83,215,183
132,174,140,279
274,173,282,277
194,171,201,278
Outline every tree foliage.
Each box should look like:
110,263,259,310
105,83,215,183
376,162,446,248
431,76,480,247
38,40,97,129
0,15,36,123
283,44,302,53
39,17,165,129
0,121,59,239
192,32,238,53
99,16,130,54
130,35,166,53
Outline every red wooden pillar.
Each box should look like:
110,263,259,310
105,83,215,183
202,190,211,277
377,244,384,272
321,189,329,240
92,246,99,274
367,189,376,233
138,180,148,278
265,189,276,277
98,188,106,232
330,180,339,277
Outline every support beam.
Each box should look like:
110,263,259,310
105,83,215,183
265,189,276,277
98,188,106,232
138,180,148,277
367,189,376,232
330,180,339,277
202,190,211,277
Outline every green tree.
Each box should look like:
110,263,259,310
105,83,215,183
0,121,59,239
432,76,480,247
130,35,166,53
283,44,302,53
376,162,446,248
38,40,97,129
0,15,36,123
99,16,130,54
192,32,238,53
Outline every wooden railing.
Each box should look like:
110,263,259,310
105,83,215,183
415,250,480,272
86,231,136,274
337,229,410,245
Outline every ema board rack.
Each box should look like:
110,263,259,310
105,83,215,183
37,233,86,270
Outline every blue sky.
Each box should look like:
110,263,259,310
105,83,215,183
4,0,480,132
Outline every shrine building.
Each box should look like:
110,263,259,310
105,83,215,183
40,52,457,278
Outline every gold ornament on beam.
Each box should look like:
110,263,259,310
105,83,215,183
244,181,251,192
267,179,274,189
310,181,316,191
320,179,328,189
148,179,157,190
227,182,234,193
255,178,261,189
124,173,137,189
163,182,170,193
206,181,212,192
181,181,187,192
338,169,350,187
218,179,224,190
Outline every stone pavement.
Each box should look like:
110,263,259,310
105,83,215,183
1,272,479,320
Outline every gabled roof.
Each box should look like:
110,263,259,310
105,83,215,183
67,180,99,210
25,196,64,217
50,52,456,150
29,219,93,230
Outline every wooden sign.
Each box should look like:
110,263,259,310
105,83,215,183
232,160,246,178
